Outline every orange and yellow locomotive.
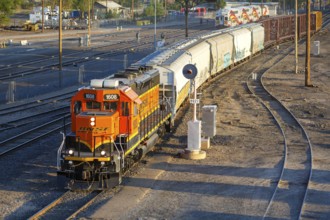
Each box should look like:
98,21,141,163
57,67,171,189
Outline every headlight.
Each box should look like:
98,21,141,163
68,149,74,155
90,117,96,126
101,150,106,156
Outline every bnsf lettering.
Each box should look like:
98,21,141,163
84,93,96,99
104,94,119,100
78,127,109,132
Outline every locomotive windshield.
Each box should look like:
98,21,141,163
104,101,118,112
86,101,101,110
85,101,118,112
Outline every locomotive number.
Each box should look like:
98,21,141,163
104,94,119,100
84,93,96,100
78,127,109,132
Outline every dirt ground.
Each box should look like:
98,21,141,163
77,27,330,219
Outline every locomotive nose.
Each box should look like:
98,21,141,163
76,114,117,133
75,114,119,150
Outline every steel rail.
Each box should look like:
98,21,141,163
0,111,71,157
246,73,287,219
27,191,71,220
65,191,104,220
0,106,69,132
260,63,313,220
28,190,103,220
0,115,69,145
246,43,313,219
0,92,73,115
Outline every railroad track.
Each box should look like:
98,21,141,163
0,105,69,132
246,43,313,219
0,115,71,157
27,190,104,220
0,23,215,81
0,91,73,115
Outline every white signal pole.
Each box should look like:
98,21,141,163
181,64,206,160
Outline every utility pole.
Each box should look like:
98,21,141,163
42,0,44,33
106,0,108,13
132,0,134,19
185,0,189,38
154,0,157,49
92,0,95,21
305,0,312,86
59,0,62,71
295,0,298,73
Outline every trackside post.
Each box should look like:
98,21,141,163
180,64,206,160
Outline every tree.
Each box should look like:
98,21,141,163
176,0,203,38
63,0,75,10
215,0,226,10
144,1,165,18
0,0,21,26
71,0,96,19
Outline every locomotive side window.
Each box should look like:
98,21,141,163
121,102,129,116
104,101,118,112
74,101,82,115
86,101,101,110
134,103,138,116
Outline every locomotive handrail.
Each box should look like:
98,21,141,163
118,134,126,167
57,132,66,170
112,141,124,168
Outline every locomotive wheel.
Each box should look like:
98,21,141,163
157,124,166,137
165,119,172,133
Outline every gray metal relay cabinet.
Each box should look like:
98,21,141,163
202,105,217,137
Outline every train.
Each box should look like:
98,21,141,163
56,12,322,190
215,5,270,27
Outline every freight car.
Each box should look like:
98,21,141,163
57,13,322,190
260,12,322,47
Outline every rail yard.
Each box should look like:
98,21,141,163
0,12,330,220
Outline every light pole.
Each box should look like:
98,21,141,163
88,0,91,47
295,0,298,74
154,0,157,50
59,0,62,71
